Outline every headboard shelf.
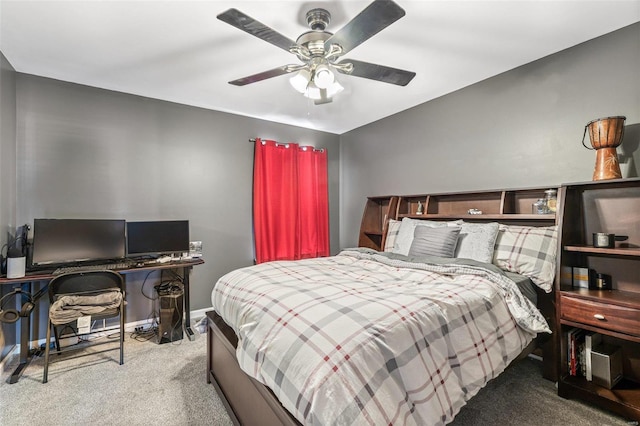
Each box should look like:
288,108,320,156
360,186,559,253
394,187,558,222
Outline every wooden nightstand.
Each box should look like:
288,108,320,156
556,178,640,421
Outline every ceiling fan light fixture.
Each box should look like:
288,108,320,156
305,83,323,101
325,80,344,98
289,69,311,94
313,65,334,89
290,69,342,101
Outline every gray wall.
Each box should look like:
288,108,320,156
14,75,340,332
1,52,17,359
340,22,640,248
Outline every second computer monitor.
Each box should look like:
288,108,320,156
126,220,189,258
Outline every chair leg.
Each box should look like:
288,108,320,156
53,325,61,353
119,308,124,365
43,319,52,383
120,311,124,365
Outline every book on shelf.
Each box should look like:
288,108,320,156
567,328,586,377
560,266,591,289
585,332,603,381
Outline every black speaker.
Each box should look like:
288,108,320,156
158,290,183,344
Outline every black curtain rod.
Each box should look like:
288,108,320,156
248,138,324,152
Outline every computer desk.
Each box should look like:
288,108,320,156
0,258,204,384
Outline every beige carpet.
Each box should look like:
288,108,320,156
451,356,630,426
0,331,232,426
0,330,631,426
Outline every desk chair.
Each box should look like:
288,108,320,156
43,270,125,383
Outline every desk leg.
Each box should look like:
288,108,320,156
9,284,34,384
183,266,195,341
9,314,32,384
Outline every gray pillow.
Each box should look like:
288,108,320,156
408,225,461,258
393,217,462,256
455,222,500,264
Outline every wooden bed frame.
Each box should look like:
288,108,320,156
207,295,555,426
206,187,560,424
207,311,299,426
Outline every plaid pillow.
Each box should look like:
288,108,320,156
383,219,401,252
493,224,558,292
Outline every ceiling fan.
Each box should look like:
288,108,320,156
217,0,416,105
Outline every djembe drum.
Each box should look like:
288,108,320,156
582,116,626,181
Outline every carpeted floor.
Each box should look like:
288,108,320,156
451,357,631,426
1,331,233,426
0,330,632,426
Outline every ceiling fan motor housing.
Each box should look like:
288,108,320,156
306,8,331,31
296,31,332,57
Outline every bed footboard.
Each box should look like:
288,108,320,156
207,297,556,426
207,311,299,426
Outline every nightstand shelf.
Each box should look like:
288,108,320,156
559,375,640,420
564,245,640,257
557,178,640,421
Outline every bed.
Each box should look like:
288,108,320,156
207,217,558,425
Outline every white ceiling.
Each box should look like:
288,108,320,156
1,1,639,134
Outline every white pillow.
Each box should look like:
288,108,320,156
454,222,500,264
392,217,462,256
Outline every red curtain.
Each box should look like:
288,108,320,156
253,138,329,263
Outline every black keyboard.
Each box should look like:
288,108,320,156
53,262,132,275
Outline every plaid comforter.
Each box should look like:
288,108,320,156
212,249,550,426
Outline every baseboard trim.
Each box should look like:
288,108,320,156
0,307,215,368
191,307,212,321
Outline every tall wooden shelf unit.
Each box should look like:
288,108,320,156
557,178,640,421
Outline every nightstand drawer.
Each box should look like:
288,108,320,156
561,296,640,337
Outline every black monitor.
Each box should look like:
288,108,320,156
31,219,126,266
126,220,189,257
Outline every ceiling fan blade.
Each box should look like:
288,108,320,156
217,8,298,53
336,59,415,86
229,66,292,86
324,0,406,54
